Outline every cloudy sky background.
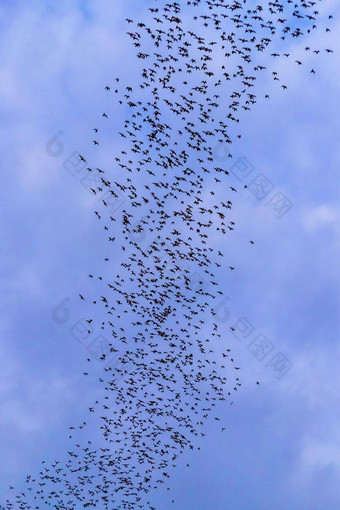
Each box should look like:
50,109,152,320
1,0,340,508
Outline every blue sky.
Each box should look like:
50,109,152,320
1,0,340,508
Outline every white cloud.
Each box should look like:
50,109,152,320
301,204,340,231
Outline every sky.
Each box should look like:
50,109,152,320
0,0,340,508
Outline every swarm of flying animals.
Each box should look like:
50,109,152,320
2,0,333,508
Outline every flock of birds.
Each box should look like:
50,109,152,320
3,0,333,508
